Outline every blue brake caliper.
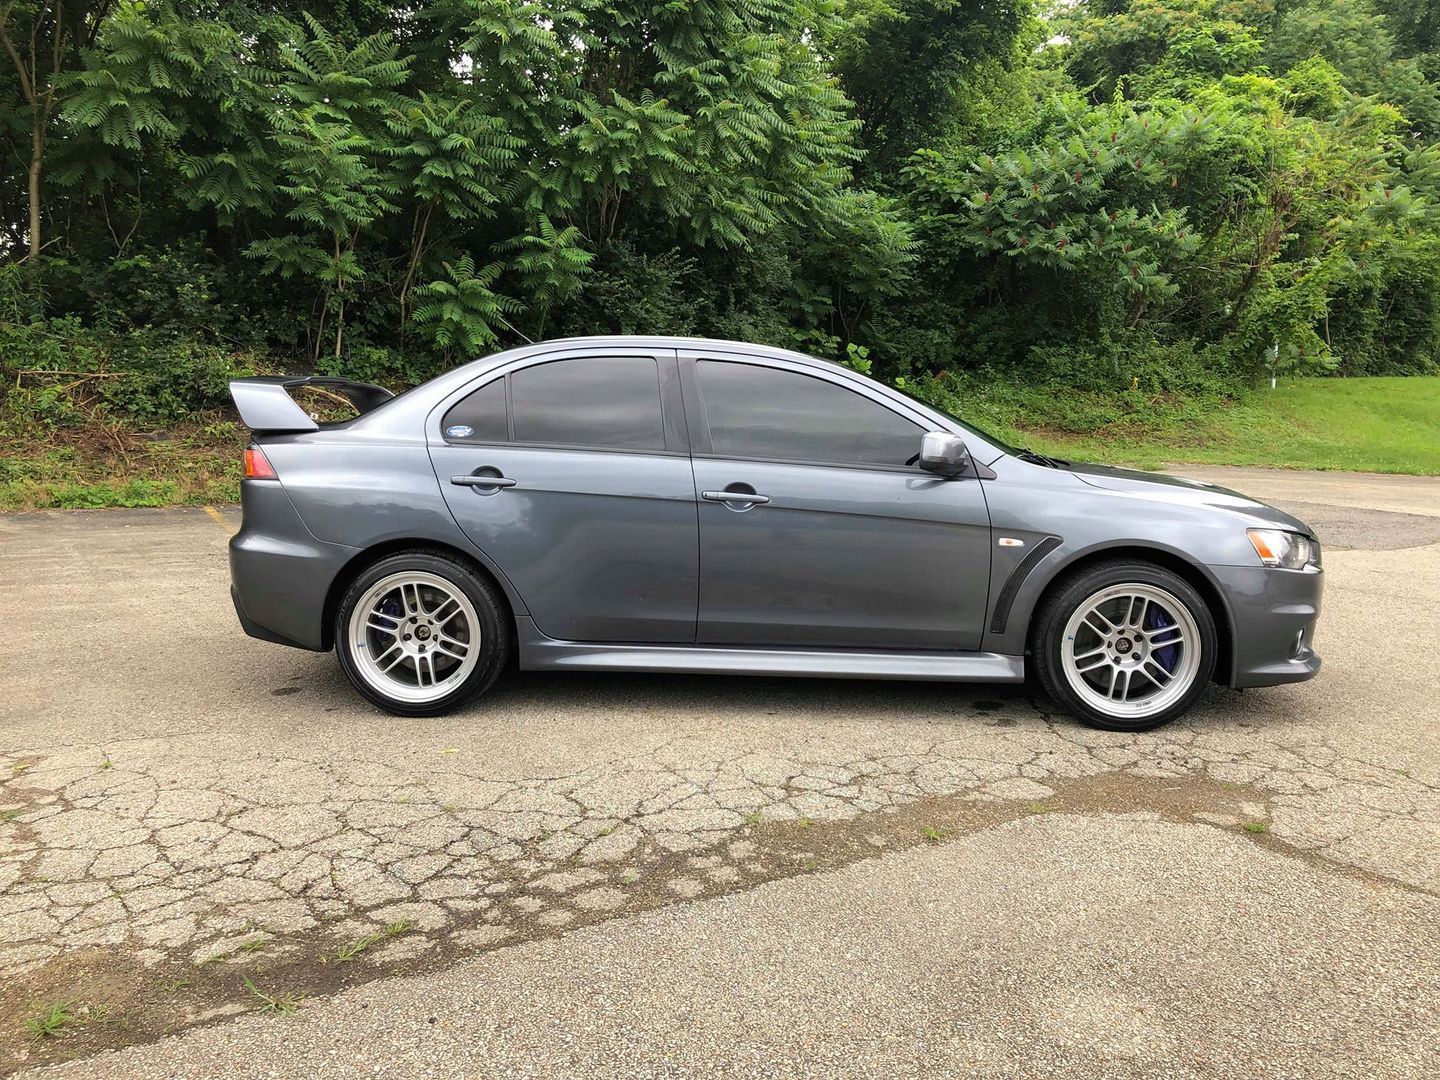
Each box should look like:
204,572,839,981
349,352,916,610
1145,603,1179,674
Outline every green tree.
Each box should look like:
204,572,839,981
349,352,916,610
831,0,1039,174
244,15,407,359
1267,0,1440,136
0,0,114,259
410,252,517,357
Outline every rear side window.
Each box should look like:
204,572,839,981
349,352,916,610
697,361,921,467
512,357,665,450
441,356,667,451
442,378,507,442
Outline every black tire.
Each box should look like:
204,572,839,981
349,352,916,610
334,550,510,717
1031,560,1217,732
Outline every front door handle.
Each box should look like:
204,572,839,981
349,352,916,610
451,473,517,490
702,489,770,508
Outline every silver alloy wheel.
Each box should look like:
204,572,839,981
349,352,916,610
347,570,481,705
1059,583,1203,720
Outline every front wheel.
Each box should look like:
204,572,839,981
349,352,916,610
1031,561,1217,731
335,551,510,717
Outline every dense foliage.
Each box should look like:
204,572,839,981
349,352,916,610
2,0,1438,441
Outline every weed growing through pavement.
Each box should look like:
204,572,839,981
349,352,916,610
327,920,415,963
24,1002,76,1040
242,977,304,1014
85,1004,120,1027
199,933,268,965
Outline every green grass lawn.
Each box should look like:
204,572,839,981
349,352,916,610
1017,376,1440,475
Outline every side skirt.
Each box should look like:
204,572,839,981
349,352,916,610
514,618,1025,683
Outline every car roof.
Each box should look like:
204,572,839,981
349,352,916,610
469,335,843,372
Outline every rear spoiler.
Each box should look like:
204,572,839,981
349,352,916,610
228,376,395,433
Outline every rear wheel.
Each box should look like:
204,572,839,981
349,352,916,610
335,551,509,717
1031,561,1216,731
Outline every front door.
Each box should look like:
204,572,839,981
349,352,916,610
431,349,697,643
683,355,992,650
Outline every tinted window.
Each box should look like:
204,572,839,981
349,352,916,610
697,362,921,466
442,378,508,442
510,357,666,451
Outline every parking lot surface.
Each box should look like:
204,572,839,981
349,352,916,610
2,466,1438,1076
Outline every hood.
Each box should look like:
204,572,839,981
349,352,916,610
1067,462,1315,534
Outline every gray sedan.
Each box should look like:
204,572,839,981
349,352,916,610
227,336,1322,731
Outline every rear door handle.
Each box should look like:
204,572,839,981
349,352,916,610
702,490,770,506
451,474,517,490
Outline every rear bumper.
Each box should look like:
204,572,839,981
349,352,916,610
228,480,357,651
1210,563,1324,688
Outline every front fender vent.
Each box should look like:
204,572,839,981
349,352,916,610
989,535,1063,635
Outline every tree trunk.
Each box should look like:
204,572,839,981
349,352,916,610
313,292,328,364
333,233,346,360
28,119,43,259
398,201,434,333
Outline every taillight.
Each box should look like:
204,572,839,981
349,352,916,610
244,445,278,480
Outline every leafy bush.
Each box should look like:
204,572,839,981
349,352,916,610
315,344,443,392
0,317,255,429
904,336,1246,439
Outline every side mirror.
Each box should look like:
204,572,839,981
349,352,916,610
918,431,970,476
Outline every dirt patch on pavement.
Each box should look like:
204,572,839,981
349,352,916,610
3,768,1419,1073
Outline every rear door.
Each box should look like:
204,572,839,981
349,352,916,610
430,348,697,643
682,353,992,650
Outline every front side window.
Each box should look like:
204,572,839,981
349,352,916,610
697,361,922,467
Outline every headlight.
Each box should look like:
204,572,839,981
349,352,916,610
1247,529,1319,570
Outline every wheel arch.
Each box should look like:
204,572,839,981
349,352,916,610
321,538,520,653
1025,544,1236,686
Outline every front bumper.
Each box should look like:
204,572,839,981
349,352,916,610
1209,563,1323,688
229,480,358,651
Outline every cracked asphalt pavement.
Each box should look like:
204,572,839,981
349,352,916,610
1,465,1438,1077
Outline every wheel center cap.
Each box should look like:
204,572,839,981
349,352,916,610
414,625,432,641
1114,638,1133,655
